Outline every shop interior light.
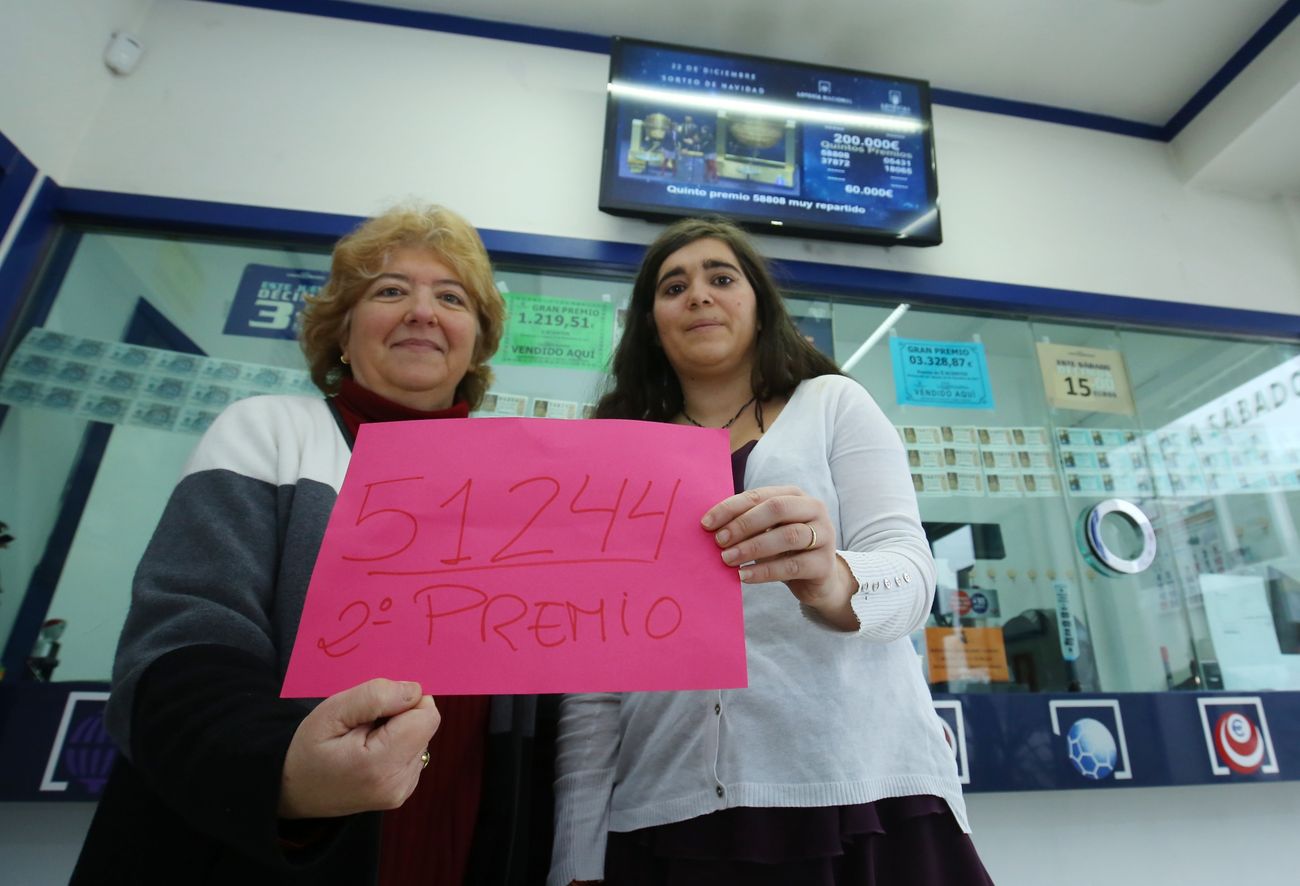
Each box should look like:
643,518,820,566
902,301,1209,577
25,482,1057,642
897,208,939,238
607,82,924,134
841,303,910,372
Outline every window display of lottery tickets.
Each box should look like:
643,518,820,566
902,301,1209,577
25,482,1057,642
830,303,1108,693
831,301,1300,695
2,224,1298,702
0,232,641,684
0,231,334,682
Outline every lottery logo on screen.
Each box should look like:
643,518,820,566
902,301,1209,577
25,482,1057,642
1197,697,1278,777
882,89,911,114
1049,699,1132,781
933,700,970,784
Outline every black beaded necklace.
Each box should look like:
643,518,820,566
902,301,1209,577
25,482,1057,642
682,396,756,430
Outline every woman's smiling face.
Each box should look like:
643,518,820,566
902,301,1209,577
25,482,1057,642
651,237,758,381
342,246,480,410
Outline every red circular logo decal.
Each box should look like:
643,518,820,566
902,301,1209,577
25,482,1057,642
1214,712,1265,774
951,591,972,615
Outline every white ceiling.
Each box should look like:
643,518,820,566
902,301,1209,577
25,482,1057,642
352,0,1300,199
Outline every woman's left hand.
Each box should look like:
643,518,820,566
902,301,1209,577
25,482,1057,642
702,485,859,629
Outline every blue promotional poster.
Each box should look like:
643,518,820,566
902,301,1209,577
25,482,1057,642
889,337,993,409
600,40,940,245
223,264,329,341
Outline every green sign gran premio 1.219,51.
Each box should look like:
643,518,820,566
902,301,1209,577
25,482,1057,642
498,293,614,371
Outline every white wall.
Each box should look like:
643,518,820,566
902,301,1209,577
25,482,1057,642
1172,14,1300,199
0,0,154,183
1284,195,1300,277
968,781,1300,886
0,802,97,885
1,0,1293,317
3,2,1300,885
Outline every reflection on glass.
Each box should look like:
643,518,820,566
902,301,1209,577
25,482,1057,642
3,230,1297,699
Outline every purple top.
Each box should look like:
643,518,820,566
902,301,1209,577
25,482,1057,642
730,439,758,495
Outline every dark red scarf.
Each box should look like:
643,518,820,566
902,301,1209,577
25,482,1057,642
334,377,487,886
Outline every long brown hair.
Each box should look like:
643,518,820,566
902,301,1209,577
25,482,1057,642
595,216,841,421
299,203,505,409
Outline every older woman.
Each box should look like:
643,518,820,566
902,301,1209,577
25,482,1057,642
551,217,993,885
74,205,547,885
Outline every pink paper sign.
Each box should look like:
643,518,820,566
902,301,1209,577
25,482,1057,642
281,418,748,697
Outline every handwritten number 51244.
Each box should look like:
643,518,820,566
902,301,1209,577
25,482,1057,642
339,474,679,567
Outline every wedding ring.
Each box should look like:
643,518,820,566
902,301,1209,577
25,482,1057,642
420,749,431,769
805,523,818,550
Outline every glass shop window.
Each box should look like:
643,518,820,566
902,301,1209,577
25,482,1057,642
821,297,1300,695
0,230,333,682
3,225,1298,700
0,229,632,684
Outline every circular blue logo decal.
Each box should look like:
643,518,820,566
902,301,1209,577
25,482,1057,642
1066,717,1118,780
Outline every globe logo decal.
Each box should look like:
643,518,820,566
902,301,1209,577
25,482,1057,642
1066,717,1117,780
1214,712,1264,775
62,711,117,794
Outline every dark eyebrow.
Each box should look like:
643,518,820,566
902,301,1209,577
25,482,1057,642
656,264,686,289
656,258,741,289
702,258,741,275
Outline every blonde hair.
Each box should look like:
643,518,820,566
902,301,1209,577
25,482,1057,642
299,204,505,409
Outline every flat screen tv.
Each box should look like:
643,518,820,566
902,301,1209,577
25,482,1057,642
598,37,942,247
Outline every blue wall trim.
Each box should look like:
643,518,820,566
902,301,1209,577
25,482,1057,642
0,178,60,350
3,685,1297,799
475,227,647,273
770,255,1300,340
0,157,36,242
53,188,1300,341
930,89,1165,141
55,188,363,244
54,188,652,269
198,0,1299,143
0,130,21,166
1164,0,1300,140
0,133,37,245
204,0,610,55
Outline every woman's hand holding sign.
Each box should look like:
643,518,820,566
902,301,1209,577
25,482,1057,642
702,485,859,631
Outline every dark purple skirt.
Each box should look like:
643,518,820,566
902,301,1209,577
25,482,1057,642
604,797,995,886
